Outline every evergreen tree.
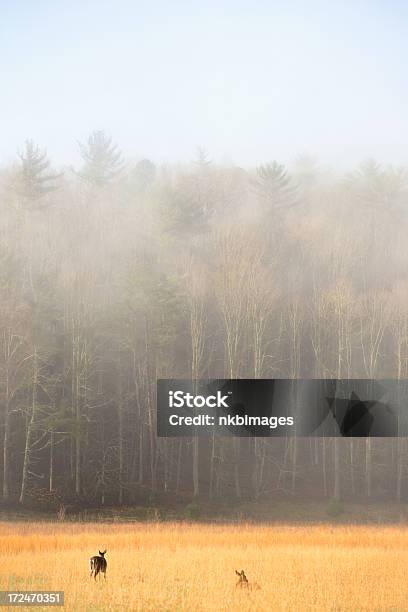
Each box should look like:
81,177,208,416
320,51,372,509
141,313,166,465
253,161,298,211
133,159,156,191
16,140,61,209
349,159,408,212
160,178,212,236
78,130,124,187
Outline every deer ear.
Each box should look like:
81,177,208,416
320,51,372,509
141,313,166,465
235,570,240,576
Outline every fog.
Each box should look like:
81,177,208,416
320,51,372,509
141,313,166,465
1,2,408,509
0,130,408,506
1,1,408,168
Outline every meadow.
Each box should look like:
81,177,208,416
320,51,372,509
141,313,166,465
0,521,407,611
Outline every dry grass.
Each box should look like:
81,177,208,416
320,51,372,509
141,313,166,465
0,521,407,611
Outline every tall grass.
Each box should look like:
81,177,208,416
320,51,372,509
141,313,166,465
0,522,407,610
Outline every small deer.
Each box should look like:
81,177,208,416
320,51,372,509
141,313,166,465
235,569,260,591
89,550,107,580
235,570,249,588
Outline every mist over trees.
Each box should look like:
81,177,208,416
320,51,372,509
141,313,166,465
0,131,408,509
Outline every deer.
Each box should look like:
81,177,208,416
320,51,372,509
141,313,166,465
89,550,107,580
235,570,249,588
235,570,260,590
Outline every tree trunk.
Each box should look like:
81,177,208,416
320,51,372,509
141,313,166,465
118,371,124,504
233,438,241,498
2,369,11,501
350,439,355,496
333,437,340,499
366,438,372,498
20,349,39,505
49,430,54,492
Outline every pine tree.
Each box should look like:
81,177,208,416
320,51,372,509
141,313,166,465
16,140,61,209
253,161,298,211
78,130,124,187
133,159,156,191
160,179,212,235
349,159,408,212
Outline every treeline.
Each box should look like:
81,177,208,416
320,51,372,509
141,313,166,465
0,132,408,508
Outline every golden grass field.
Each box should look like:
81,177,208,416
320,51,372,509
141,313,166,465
0,521,408,611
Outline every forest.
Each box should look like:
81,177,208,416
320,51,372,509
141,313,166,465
0,131,407,510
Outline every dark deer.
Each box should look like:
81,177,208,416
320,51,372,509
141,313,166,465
235,570,249,588
235,569,260,590
89,550,107,580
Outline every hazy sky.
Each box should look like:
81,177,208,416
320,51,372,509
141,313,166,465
1,0,407,168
